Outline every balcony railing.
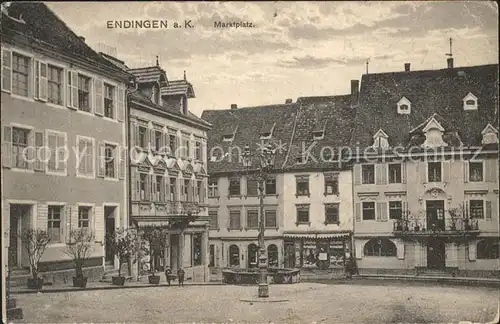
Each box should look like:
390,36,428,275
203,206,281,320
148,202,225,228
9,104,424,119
393,217,479,234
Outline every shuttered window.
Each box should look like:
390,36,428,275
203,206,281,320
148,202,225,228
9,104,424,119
246,210,258,229
362,202,375,220
12,52,29,97
47,130,67,174
229,177,241,196
362,165,375,184
78,206,91,228
12,127,29,169
265,210,277,228
246,178,258,196
388,164,402,183
48,205,63,243
47,65,63,105
229,210,241,230
77,137,94,176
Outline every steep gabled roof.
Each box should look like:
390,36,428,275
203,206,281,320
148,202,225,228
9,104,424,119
201,103,299,174
1,2,128,77
128,66,168,84
351,64,499,149
161,80,195,98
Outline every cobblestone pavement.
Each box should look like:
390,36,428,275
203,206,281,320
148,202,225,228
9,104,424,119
11,282,499,323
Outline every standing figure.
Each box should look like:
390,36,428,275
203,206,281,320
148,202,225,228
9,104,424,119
177,268,185,286
165,267,172,286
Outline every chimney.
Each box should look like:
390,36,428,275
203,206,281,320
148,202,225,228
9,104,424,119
230,104,237,110
79,36,85,42
447,58,454,69
404,63,410,72
285,98,292,104
350,80,359,106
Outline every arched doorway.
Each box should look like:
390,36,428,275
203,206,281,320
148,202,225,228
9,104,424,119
229,245,240,267
247,244,259,269
267,244,279,267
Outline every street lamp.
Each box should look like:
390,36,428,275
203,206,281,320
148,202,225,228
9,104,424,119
241,143,276,298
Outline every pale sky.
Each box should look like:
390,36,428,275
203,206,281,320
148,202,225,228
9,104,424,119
46,1,499,117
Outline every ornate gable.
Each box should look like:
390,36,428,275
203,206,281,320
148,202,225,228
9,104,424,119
421,116,447,148
397,97,411,115
372,129,389,149
183,163,194,175
481,123,499,145
166,158,181,174
463,92,478,111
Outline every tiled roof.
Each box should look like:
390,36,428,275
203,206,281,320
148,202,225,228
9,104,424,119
201,96,356,174
128,89,210,128
128,66,167,84
161,80,195,98
1,2,126,76
351,64,499,149
282,94,355,171
201,104,299,174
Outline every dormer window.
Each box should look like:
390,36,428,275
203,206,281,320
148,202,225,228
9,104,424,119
481,124,499,145
421,116,447,148
222,134,234,142
260,123,276,140
397,97,411,115
313,130,324,140
372,129,389,149
463,92,478,111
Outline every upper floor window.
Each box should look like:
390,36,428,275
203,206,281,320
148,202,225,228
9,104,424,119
265,210,277,228
246,209,259,229
183,179,190,201
169,134,177,155
182,136,190,158
77,74,92,112
12,52,30,97
481,124,499,145
104,144,116,178
388,164,402,184
397,97,411,115
229,209,241,230
78,206,91,228
139,173,148,200
428,162,441,182
195,141,203,161
469,162,483,182
154,130,162,152
47,130,67,174
208,178,218,197
246,178,259,196
296,204,310,224
138,126,147,150
12,127,29,169
389,201,402,220
463,92,478,111
364,238,396,257
324,173,339,195
209,210,218,229
325,203,339,225
362,202,375,220
362,164,375,184
469,200,484,219
103,83,115,118
296,176,310,196
77,136,94,177
265,177,277,195
155,175,164,202
48,205,63,243
47,65,63,105
169,177,177,201
229,177,241,196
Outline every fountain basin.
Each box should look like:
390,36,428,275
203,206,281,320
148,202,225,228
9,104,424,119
222,267,300,285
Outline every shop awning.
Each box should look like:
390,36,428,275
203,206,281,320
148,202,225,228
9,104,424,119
283,232,351,240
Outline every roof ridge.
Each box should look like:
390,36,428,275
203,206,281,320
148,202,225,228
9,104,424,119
363,63,499,78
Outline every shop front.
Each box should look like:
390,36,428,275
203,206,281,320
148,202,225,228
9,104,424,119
283,232,352,270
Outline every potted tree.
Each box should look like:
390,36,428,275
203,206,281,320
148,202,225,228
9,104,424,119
105,228,137,286
140,226,169,284
20,229,50,290
64,228,95,288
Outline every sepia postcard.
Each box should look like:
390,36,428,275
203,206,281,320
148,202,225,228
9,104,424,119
1,1,499,323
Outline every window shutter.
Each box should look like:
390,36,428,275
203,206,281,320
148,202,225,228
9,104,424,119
353,164,361,185
485,159,497,183
56,133,66,173
355,202,361,222
146,174,152,200
94,78,104,115
151,175,157,201
2,126,12,168
376,164,387,185
71,71,78,109
78,138,86,174
396,241,404,260
34,130,44,171
377,202,388,222
117,87,125,122
130,168,137,201
47,132,57,171
118,146,126,180
355,241,364,259
66,70,72,107
94,206,104,243
401,163,406,183
485,201,492,220
468,242,477,261
86,140,94,175
442,161,450,183
97,142,104,177
2,49,12,92
463,161,469,183
39,62,48,102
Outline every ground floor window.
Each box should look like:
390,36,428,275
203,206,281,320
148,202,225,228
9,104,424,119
292,239,346,269
209,244,215,267
364,238,397,257
192,233,202,266
477,239,499,259
267,244,279,267
229,244,240,267
247,243,259,269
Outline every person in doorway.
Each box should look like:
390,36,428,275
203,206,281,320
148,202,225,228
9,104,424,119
177,268,185,286
165,267,172,286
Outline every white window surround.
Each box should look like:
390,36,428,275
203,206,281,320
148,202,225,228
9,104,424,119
421,117,448,148
1,47,35,94
467,160,485,183
426,160,444,183
76,135,96,179
481,124,499,145
467,199,486,219
372,129,389,149
361,164,376,185
46,202,67,247
397,97,411,115
102,139,120,181
386,162,403,184
463,92,478,111
45,129,68,176
76,202,95,230
362,201,377,221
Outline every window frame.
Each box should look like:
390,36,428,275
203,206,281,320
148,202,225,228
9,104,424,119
364,238,397,257
388,163,402,184
324,173,339,195
388,201,403,220
264,209,277,228
103,82,115,119
45,129,68,176
11,51,31,98
228,209,241,230
75,135,95,179
427,161,442,183
103,142,117,179
209,209,219,230
324,203,340,225
246,178,259,197
76,72,93,113
362,201,376,220
469,161,484,182
47,204,64,243
265,177,277,195
246,209,259,229
11,126,31,170
296,204,310,225
228,177,241,197
77,205,92,228
46,64,64,106
295,175,310,197
361,164,375,184
469,199,485,219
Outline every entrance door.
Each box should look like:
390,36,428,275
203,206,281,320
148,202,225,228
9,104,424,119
284,242,295,268
427,238,446,270
104,206,116,264
426,200,445,231
9,208,20,267
9,204,31,269
170,234,179,270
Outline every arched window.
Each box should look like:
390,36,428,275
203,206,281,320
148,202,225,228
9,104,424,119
267,244,279,267
229,245,240,267
364,238,397,257
477,239,499,259
247,244,259,269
